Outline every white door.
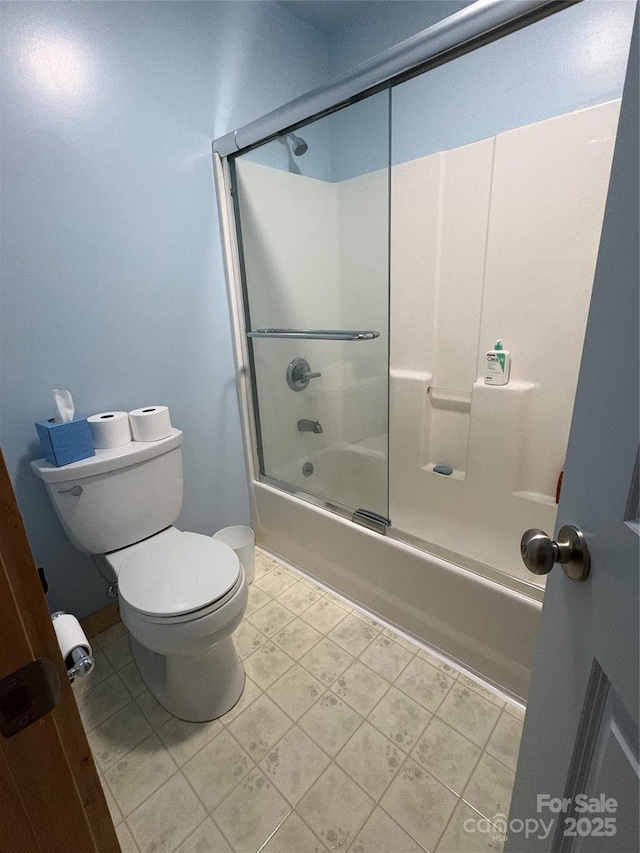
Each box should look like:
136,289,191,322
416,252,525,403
506,9,639,852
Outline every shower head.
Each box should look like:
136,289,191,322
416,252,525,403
279,131,308,156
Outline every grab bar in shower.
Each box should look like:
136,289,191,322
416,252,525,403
247,329,380,341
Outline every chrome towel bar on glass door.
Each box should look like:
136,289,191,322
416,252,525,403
247,329,380,341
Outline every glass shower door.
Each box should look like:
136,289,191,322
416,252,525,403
231,92,390,519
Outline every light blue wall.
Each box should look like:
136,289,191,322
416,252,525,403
328,1,471,76
390,0,636,165
244,1,635,185
0,1,328,618
327,0,635,179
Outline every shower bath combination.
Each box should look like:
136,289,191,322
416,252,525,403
213,0,633,702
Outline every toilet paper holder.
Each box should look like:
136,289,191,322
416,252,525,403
51,611,95,680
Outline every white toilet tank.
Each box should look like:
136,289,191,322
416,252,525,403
31,429,184,555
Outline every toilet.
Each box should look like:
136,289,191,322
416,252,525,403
31,429,248,722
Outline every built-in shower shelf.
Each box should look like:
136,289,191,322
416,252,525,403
427,386,472,412
512,490,557,507
423,463,466,481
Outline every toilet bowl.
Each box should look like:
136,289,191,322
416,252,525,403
31,428,249,721
104,527,248,721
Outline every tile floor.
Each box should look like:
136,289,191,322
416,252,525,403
76,551,525,853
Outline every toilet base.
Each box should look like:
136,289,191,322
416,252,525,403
130,634,245,722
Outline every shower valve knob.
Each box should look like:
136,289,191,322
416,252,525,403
287,358,322,391
520,525,590,582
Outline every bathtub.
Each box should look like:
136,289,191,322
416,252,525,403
252,478,541,703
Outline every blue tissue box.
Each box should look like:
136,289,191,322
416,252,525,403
35,418,95,467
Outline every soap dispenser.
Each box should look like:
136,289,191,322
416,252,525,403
485,340,511,386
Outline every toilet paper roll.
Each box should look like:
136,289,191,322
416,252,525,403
129,406,172,442
88,411,132,449
52,613,92,661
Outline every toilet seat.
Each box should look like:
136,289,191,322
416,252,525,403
117,528,241,620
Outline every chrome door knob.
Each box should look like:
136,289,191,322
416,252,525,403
520,525,590,581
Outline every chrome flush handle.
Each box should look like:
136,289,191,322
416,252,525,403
57,485,83,496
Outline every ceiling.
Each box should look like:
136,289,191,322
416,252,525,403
279,1,380,33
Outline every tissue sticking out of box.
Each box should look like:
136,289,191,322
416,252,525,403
53,389,74,423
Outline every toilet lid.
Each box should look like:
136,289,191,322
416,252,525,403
117,531,240,618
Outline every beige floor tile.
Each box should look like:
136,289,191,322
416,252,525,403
183,729,253,811
368,685,432,752
176,817,233,853
77,673,131,732
486,711,523,772
260,725,330,805
411,717,482,795
272,618,323,660
101,634,133,672
228,693,293,761
104,733,177,816
379,758,458,851
299,638,354,686
297,763,375,852
301,598,349,634
336,722,403,800
72,650,113,699
504,702,526,722
277,580,323,615
213,768,290,853
332,661,388,716
395,657,455,712
233,619,268,660
267,664,325,721
299,691,363,757
87,701,152,771
136,690,172,730
254,553,276,581
248,599,296,638
218,676,262,725
418,647,460,677
115,822,138,853
127,772,206,853
255,567,298,598
99,773,122,826
94,621,127,648
261,812,325,853
436,683,502,748
458,675,506,708
348,807,424,853
157,714,222,766
323,591,352,613
436,800,505,852
360,635,414,683
244,641,295,690
349,609,381,630
119,661,146,698
463,753,515,821
328,614,379,657
245,585,271,618
380,627,419,654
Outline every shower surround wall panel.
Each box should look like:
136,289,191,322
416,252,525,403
389,99,620,590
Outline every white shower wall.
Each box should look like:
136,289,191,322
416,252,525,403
235,99,619,588
390,99,620,588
